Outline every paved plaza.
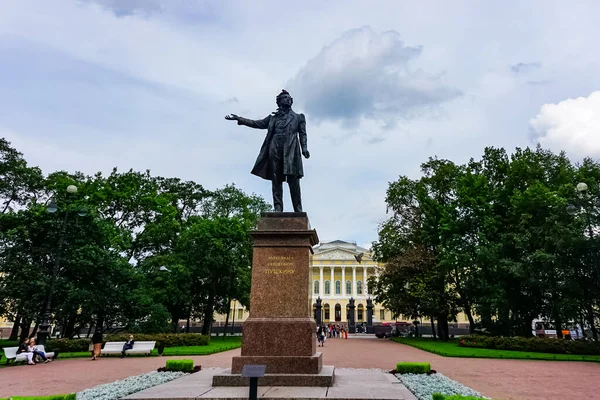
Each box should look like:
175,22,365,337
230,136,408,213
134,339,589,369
1,336,599,399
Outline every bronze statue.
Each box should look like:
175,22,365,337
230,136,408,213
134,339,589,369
225,90,310,212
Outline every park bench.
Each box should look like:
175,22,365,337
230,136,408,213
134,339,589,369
101,341,155,356
3,345,55,364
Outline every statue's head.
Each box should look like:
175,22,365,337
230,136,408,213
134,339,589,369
276,89,293,109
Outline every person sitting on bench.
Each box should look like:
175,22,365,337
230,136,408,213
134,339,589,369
29,338,51,363
121,335,134,358
17,338,35,365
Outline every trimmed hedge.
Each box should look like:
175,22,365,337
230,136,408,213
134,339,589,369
106,333,209,350
11,395,76,400
165,359,194,372
46,333,210,353
432,394,484,400
0,340,19,349
396,362,431,374
46,339,90,352
459,335,600,356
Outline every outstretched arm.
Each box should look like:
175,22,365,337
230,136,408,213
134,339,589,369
299,113,310,158
225,114,271,129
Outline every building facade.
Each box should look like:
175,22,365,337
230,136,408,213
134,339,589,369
310,240,392,324
215,240,395,326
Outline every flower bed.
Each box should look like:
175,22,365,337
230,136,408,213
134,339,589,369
76,371,185,400
396,372,487,400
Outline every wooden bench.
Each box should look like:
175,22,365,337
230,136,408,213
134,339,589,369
3,345,55,364
101,341,155,356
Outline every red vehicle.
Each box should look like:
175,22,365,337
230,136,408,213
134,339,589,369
374,322,392,338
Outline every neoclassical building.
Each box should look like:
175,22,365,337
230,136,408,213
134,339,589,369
215,240,395,325
310,240,391,323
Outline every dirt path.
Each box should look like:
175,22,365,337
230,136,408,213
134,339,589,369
1,336,598,399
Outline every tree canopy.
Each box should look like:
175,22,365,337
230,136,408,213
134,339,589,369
371,146,600,340
0,139,269,340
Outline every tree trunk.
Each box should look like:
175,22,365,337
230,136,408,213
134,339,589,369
222,299,231,340
64,313,77,339
201,287,216,336
430,317,437,339
463,303,476,334
19,318,31,342
9,313,21,340
437,314,449,341
171,313,179,333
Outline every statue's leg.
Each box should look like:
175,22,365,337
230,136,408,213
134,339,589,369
272,176,284,212
269,135,285,212
288,176,303,212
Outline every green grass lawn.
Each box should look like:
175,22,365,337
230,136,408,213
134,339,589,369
392,337,600,362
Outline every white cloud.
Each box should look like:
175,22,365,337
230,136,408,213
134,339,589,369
3,0,600,246
287,26,460,127
530,91,600,157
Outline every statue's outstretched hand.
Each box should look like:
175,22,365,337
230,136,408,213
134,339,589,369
224,114,239,121
302,149,310,159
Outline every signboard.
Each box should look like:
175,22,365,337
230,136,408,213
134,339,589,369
242,365,266,378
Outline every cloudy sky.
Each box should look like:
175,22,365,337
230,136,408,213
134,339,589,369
2,1,600,247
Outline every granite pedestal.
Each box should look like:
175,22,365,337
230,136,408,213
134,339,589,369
213,212,333,387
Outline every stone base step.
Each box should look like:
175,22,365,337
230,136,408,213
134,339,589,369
212,366,334,387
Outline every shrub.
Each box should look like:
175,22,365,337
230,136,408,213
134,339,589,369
105,333,210,350
458,335,600,355
432,394,484,400
11,394,76,400
165,359,194,372
0,339,19,349
396,362,431,374
46,339,90,352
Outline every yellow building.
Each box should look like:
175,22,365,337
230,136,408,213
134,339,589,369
310,240,391,323
215,240,395,325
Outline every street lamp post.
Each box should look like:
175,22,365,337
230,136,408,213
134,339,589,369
37,185,87,346
566,182,599,341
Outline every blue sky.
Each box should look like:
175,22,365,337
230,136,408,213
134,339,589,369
2,0,600,247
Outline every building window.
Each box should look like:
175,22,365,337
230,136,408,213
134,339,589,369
335,303,342,321
324,304,330,321
335,280,341,295
357,280,363,295
380,309,386,321
357,304,364,321
314,280,319,295
238,309,243,320
325,281,330,295
346,280,351,295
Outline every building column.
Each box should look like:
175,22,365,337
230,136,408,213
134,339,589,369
341,267,346,296
319,266,324,296
330,266,335,295
352,266,357,297
363,266,367,295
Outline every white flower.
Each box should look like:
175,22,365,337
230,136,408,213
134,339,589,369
77,371,186,400
396,373,488,400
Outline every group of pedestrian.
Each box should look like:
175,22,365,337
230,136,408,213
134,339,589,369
316,324,348,346
16,338,52,365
